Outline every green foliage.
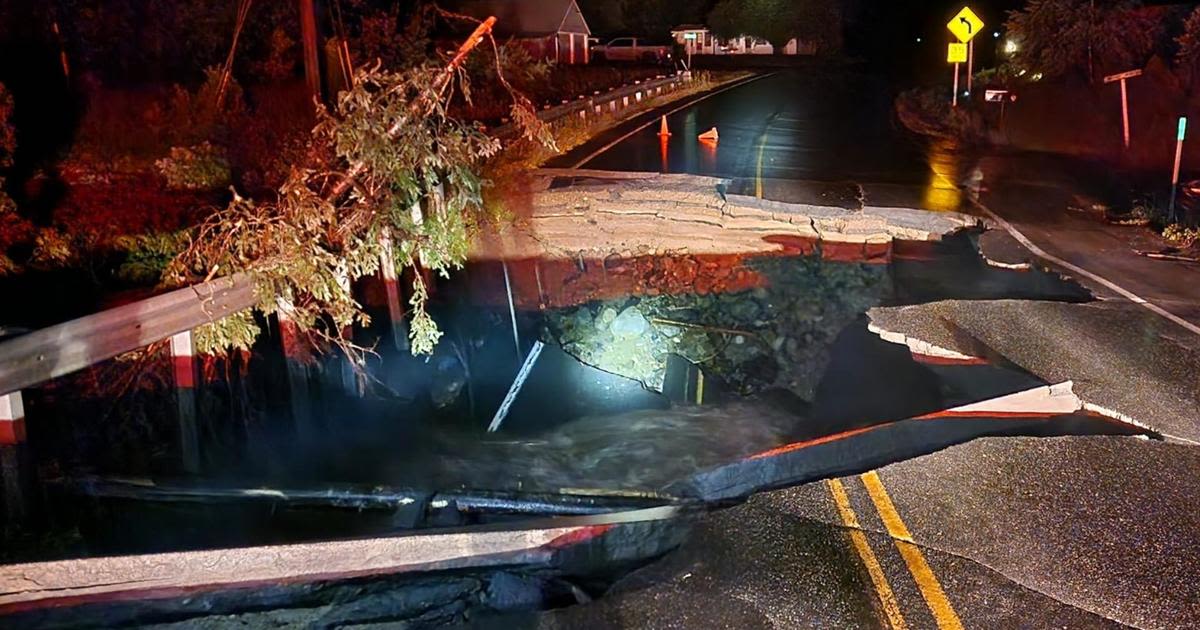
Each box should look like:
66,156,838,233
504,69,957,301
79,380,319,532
465,41,552,97
348,1,436,69
75,66,244,163
114,232,189,284
195,310,261,354
155,142,232,191
1005,0,1161,82
168,61,549,358
165,66,245,147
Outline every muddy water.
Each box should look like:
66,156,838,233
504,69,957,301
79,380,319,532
352,231,1098,496
15,231,1118,560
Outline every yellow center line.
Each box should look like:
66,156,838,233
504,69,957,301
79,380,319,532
755,131,768,198
827,479,908,630
861,471,965,630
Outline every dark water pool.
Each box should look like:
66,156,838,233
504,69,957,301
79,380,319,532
6,231,1137,563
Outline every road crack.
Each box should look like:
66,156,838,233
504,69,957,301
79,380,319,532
794,513,1141,629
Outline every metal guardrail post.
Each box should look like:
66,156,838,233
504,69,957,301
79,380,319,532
276,302,316,441
0,391,28,526
169,332,201,474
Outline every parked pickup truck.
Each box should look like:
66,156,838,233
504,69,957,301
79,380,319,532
591,37,673,64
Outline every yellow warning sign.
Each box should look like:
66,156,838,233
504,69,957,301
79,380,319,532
947,7,985,44
947,42,968,64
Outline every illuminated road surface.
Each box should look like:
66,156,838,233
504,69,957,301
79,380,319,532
550,70,969,213
539,68,1200,630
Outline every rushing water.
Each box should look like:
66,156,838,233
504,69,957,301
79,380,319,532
9,231,1124,561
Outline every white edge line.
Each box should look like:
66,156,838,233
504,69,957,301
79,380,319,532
973,199,1200,338
571,72,779,169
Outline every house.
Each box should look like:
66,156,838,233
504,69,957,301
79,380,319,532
453,0,592,64
671,24,718,56
669,25,814,56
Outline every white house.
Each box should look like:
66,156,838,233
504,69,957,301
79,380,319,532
669,25,814,56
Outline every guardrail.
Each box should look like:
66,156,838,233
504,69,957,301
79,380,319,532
494,72,692,137
0,274,254,397
0,273,258,504
0,69,698,520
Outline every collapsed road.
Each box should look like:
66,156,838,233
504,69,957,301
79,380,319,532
5,68,1200,630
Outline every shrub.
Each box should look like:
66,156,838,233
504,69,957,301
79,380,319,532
1163,223,1200,246
227,82,315,194
114,232,189,285
155,142,232,190
29,228,75,268
894,87,987,142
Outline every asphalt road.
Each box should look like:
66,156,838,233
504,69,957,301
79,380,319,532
541,68,1200,629
553,69,969,213
973,152,1200,328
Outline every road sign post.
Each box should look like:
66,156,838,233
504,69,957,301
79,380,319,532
1170,116,1187,222
948,43,968,107
947,7,984,106
1103,69,1143,150
967,39,974,94
953,64,960,107
985,89,1016,128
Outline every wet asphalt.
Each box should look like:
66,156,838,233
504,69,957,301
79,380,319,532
543,68,1200,629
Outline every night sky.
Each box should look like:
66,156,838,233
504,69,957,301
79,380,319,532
845,1,1028,76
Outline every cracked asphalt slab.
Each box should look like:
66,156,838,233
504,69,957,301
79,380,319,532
867,299,1200,442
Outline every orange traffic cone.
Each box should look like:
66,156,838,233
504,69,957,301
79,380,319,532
698,127,719,143
657,115,671,137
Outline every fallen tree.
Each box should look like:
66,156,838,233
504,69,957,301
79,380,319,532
166,16,551,358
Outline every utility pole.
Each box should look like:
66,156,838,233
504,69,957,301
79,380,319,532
299,0,321,100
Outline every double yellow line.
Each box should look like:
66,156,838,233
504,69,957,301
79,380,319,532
828,472,964,630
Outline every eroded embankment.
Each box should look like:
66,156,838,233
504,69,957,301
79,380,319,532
470,169,981,264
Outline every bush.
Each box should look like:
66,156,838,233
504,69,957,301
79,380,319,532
1163,223,1200,246
114,232,188,284
894,87,987,142
227,81,316,193
75,66,243,164
30,228,75,268
155,142,231,190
